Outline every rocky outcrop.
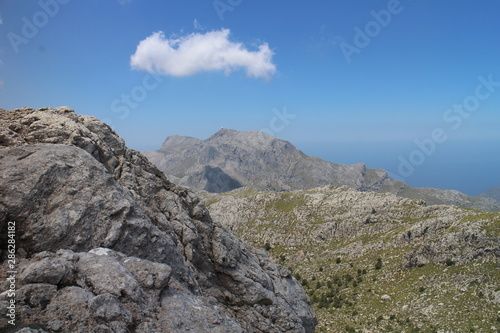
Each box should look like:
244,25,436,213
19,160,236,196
203,186,500,332
143,129,500,211
204,186,499,265
0,107,316,332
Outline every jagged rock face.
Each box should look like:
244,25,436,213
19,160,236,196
0,107,316,332
143,129,500,211
143,129,390,193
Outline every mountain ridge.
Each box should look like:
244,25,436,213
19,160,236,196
143,129,500,211
478,186,500,203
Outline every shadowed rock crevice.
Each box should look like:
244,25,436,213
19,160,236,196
202,166,242,193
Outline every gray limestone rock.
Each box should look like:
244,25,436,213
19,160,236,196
0,107,316,332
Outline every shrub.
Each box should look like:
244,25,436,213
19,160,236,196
375,258,383,270
333,297,343,308
336,257,342,264
345,325,356,332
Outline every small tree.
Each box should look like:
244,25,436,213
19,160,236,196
375,258,383,270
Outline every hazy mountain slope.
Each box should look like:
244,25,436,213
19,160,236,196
143,129,500,211
397,184,500,212
0,107,316,332
144,128,392,193
203,186,500,333
478,186,500,202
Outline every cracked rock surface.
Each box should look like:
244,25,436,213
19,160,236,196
0,107,316,332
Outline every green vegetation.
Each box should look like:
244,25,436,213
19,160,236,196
203,186,500,332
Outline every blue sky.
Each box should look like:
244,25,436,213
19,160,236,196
1,0,499,195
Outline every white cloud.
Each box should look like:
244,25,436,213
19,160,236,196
0,13,3,25
130,29,276,80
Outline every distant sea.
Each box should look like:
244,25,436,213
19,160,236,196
297,140,500,196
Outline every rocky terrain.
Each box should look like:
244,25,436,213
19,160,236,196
479,186,500,203
143,129,500,212
0,107,316,332
203,186,500,332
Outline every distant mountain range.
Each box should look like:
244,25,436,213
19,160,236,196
478,186,500,203
143,129,500,211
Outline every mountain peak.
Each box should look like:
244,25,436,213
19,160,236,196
143,128,386,193
208,128,272,140
143,129,500,211
160,134,201,151
215,127,238,134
